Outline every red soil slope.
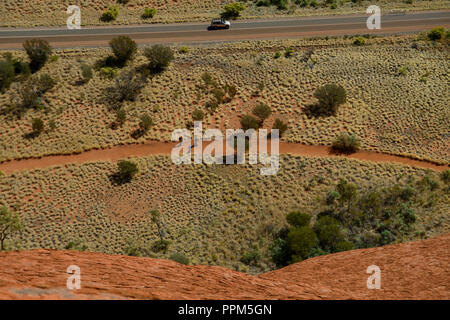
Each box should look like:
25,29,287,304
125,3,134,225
0,234,448,300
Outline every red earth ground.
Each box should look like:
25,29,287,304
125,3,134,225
0,234,448,300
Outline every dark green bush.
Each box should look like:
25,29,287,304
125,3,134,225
80,64,93,83
221,2,246,19
272,118,288,136
23,39,52,72
287,226,317,262
0,60,15,92
109,36,137,65
38,73,55,93
286,212,311,228
31,118,44,135
252,103,272,124
240,250,261,265
101,6,119,22
192,109,204,121
313,83,347,115
240,115,260,130
427,27,445,41
117,160,138,182
142,8,157,19
313,216,344,252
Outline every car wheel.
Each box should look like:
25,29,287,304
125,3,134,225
225,25,230,29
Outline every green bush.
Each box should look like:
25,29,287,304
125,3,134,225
440,170,450,184
139,114,153,133
23,39,52,72
353,37,365,46
117,160,138,182
286,212,311,228
80,64,93,83
38,73,55,93
100,66,119,79
192,109,204,121
240,115,260,130
142,8,157,19
0,60,15,92
143,45,174,73
151,239,170,253
109,36,137,65
169,252,190,265
331,133,361,154
221,2,246,19
31,118,44,135
427,27,445,41
252,103,272,124
272,118,288,136
287,226,318,262
113,71,144,102
313,83,347,115
101,6,119,22
240,250,261,266
313,216,344,252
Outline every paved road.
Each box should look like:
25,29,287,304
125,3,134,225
0,10,449,49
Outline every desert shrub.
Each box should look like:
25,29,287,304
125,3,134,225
417,175,439,191
284,47,294,58
116,160,138,182
0,60,15,92
0,206,23,250
23,39,52,72
287,226,317,262
240,250,261,266
252,103,272,124
272,0,289,10
274,51,281,59
201,72,215,87
125,241,152,257
142,8,157,19
221,2,246,19
11,58,31,79
440,170,450,184
143,45,174,73
113,71,144,102
313,216,344,252
272,118,288,136
427,27,445,41
269,237,290,267
326,190,340,205
331,133,361,154
139,114,153,132
31,118,44,135
240,115,260,130
80,64,93,83
37,73,55,93
17,79,41,109
336,179,358,208
178,46,189,54
101,6,119,22
286,212,311,228
170,252,190,265
192,109,204,121
117,0,129,4
115,109,127,126
353,37,365,46
224,83,237,99
257,0,271,7
205,100,219,112
212,88,225,104
100,66,119,79
109,36,137,66
313,83,347,115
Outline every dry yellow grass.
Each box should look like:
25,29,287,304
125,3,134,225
0,0,449,27
0,34,448,164
0,154,448,273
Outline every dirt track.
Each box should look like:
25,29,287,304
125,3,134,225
0,234,448,299
0,140,448,175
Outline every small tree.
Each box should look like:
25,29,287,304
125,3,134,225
240,115,260,130
313,216,344,252
23,39,52,72
0,206,23,251
143,45,174,73
38,73,55,93
287,226,317,262
221,2,246,20
109,36,137,66
117,160,138,182
336,178,358,210
116,108,127,126
313,83,347,115
252,103,272,125
331,133,361,154
113,71,144,102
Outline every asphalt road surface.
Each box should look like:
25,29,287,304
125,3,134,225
0,10,449,49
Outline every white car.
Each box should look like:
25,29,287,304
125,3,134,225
208,19,231,30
